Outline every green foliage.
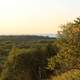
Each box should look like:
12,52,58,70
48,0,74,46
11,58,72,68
0,46,50,80
46,43,58,58
0,17,80,80
47,17,80,79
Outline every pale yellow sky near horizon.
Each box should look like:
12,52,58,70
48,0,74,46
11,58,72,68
0,0,80,35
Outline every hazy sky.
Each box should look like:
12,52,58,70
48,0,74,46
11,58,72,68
0,0,80,35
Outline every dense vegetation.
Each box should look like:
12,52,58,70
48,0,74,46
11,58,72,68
0,17,80,80
48,17,80,80
0,35,56,80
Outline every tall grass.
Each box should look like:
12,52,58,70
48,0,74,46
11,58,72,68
50,69,80,80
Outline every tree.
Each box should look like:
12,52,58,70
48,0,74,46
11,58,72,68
48,17,80,77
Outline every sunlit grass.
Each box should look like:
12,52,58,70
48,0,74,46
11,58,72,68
50,69,80,80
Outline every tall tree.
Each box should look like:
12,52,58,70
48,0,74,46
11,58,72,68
48,17,80,75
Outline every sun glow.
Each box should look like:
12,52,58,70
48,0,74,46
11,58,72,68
0,0,80,35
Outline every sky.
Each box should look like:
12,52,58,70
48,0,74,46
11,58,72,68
0,0,80,35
